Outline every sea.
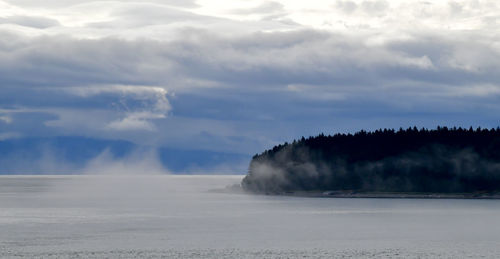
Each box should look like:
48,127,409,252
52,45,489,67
1,175,500,258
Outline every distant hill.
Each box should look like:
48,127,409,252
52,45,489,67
0,136,249,174
242,127,500,194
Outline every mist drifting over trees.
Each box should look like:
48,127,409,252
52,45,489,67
242,127,500,194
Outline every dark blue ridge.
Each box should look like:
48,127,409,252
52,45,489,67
0,136,249,174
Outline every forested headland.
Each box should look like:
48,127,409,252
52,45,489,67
241,127,500,195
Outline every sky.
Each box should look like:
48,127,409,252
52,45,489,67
1,0,500,156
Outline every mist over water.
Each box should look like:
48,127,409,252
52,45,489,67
1,175,500,258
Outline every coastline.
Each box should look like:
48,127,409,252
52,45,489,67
265,190,500,199
219,185,500,199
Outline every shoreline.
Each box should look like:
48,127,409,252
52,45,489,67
265,190,500,199
219,185,500,199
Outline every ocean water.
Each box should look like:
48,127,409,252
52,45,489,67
1,175,500,258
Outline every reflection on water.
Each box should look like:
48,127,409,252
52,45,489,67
1,175,500,258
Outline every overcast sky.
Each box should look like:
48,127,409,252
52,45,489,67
1,0,500,154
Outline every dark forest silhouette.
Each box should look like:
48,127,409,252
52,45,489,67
242,127,500,194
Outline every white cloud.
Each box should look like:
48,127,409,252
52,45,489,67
0,15,60,28
106,111,166,131
0,0,498,40
47,85,171,132
61,85,171,115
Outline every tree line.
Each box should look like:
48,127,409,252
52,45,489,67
242,126,500,193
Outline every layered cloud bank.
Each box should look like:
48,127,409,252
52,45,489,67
1,1,500,164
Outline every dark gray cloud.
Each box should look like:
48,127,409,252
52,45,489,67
1,27,500,153
4,28,497,94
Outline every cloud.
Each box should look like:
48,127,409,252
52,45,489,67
85,3,216,29
69,86,170,131
1,0,500,156
0,15,60,29
1,5,496,96
106,111,165,131
62,85,171,132
361,0,388,15
229,1,285,15
1,29,500,150
2,0,198,8
0,85,170,138
334,0,358,13
55,86,170,132
0,115,12,124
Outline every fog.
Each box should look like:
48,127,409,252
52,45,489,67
26,147,173,208
2,175,500,258
82,148,168,175
246,145,500,193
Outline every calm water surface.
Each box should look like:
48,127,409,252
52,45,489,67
1,175,500,258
